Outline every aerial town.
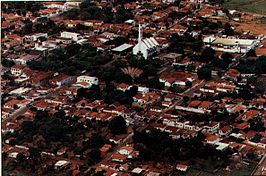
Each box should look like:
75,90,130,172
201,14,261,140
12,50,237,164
1,0,266,176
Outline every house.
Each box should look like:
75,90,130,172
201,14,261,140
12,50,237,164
159,71,195,87
111,153,127,163
235,122,250,130
224,69,240,81
169,24,188,35
65,1,81,9
219,125,232,136
100,144,112,155
16,54,40,65
162,101,173,107
176,164,189,172
239,110,259,122
1,109,12,119
146,172,161,176
118,145,134,156
117,83,129,92
60,31,82,41
43,2,66,11
32,101,50,111
76,75,98,85
133,24,160,59
164,93,175,102
54,160,71,169
4,99,21,109
50,74,76,87
11,65,27,76
198,8,215,18
2,121,19,134
159,76,176,87
4,99,29,110
29,71,54,86
198,101,213,110
24,33,48,42
57,147,68,156
131,167,144,175
202,122,220,134
5,34,23,43
206,134,221,144
83,20,104,27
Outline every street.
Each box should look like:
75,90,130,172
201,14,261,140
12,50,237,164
251,154,266,176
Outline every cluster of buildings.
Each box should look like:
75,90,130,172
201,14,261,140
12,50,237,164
1,0,266,175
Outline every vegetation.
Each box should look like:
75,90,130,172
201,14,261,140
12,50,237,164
197,65,212,80
27,43,110,75
109,116,127,135
238,55,266,74
61,0,133,23
2,1,43,14
168,33,203,54
133,129,232,166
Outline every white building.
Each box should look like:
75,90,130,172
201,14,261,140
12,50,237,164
132,24,160,59
203,36,258,53
60,31,82,41
43,2,66,11
8,152,19,158
77,75,99,85
54,160,71,169
24,33,48,42
11,65,25,76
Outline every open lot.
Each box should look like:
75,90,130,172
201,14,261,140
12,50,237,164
223,0,266,15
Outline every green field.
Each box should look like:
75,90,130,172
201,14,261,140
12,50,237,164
223,0,266,15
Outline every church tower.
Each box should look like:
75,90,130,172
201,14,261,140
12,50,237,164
138,23,142,53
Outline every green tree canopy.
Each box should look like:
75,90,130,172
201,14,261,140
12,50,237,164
109,116,127,135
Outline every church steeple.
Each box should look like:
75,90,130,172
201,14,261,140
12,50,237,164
138,23,142,52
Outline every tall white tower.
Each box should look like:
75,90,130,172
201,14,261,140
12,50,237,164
138,23,142,53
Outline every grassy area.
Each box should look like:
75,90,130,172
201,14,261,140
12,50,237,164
223,0,266,15
185,162,256,176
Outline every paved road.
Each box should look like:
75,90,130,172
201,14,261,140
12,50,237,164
251,154,266,176
181,80,205,97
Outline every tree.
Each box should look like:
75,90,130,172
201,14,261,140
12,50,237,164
115,7,133,23
89,148,101,161
223,23,234,36
221,52,233,64
246,49,257,57
2,59,15,67
2,152,7,161
109,116,127,135
80,0,91,9
246,152,257,160
21,121,36,133
86,157,94,165
16,153,25,162
183,96,190,102
197,66,212,80
200,47,215,62
115,72,133,84
185,81,192,88
89,134,104,148
28,147,41,161
125,86,138,97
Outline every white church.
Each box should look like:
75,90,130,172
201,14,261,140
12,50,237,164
132,24,160,59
